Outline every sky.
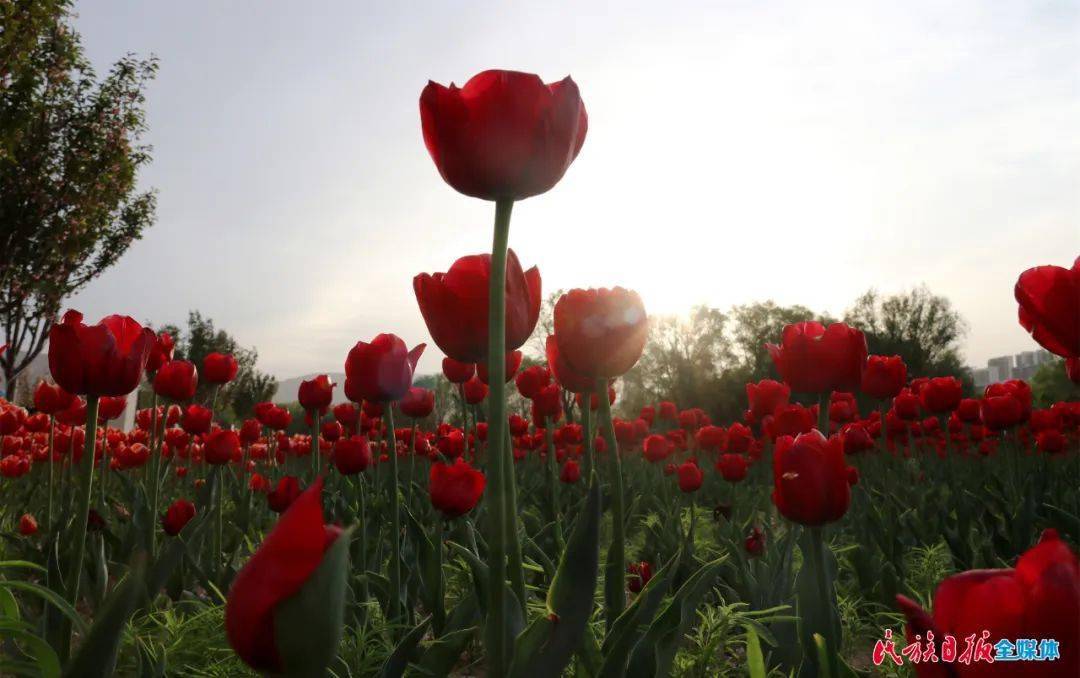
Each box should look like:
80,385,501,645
67,1,1079,382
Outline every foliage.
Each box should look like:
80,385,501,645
1029,358,1080,408
0,0,157,397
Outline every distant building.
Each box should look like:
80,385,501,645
972,349,1055,390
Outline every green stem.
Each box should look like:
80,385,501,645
581,399,594,478
385,405,402,625
47,416,55,533
68,396,100,611
544,418,564,549
311,412,320,478
504,426,526,615
148,393,160,558
597,383,626,627
808,526,838,675
484,197,514,675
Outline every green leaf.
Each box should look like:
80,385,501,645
378,615,431,678
746,625,766,678
507,473,602,678
2,581,87,635
63,559,148,678
598,551,681,678
274,525,354,677
413,626,477,677
812,635,833,678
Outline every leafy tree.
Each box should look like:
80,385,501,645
1029,359,1080,408
0,0,157,397
844,286,970,387
150,312,277,422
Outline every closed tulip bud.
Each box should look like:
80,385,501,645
415,251,540,363
980,394,1024,431
766,322,867,394
716,453,749,483
553,287,648,379
677,461,704,493
180,404,212,435
146,331,175,374
441,358,475,384
205,429,240,465
985,379,1032,422
333,436,371,475
860,355,907,400
399,387,435,419
918,376,964,414
33,381,75,415
249,472,270,493
532,383,563,421
725,423,753,454
267,476,302,513
627,561,652,593
162,499,196,536
97,396,127,422
48,311,154,396
153,360,198,401
320,421,343,443
298,375,334,413
1014,256,1080,359
772,430,852,526
515,365,551,400
892,389,920,421
956,397,981,423
345,334,425,403
462,376,488,404
238,418,262,445
420,69,587,201
643,434,670,463
202,352,239,385
18,513,38,536
437,429,465,459
767,404,816,440
559,459,581,484
429,458,486,518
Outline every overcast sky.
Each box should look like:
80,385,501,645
67,1,1078,382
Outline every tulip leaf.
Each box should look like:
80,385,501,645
378,615,431,678
507,473,601,678
274,525,354,678
413,626,477,677
63,558,148,678
746,625,767,678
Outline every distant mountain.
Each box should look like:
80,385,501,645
273,373,347,405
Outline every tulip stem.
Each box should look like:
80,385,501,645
581,400,594,478
67,396,100,630
544,418,564,549
47,415,55,533
806,526,839,674
311,413,320,477
148,393,160,558
484,196,514,675
597,383,626,628
504,426,526,615
385,405,402,626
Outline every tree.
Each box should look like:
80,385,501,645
844,286,969,385
148,312,277,422
1029,359,1080,408
0,0,157,397
728,301,833,381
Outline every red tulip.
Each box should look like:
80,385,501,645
980,395,1024,431
985,379,1032,422
896,528,1078,677
553,287,648,379
344,334,425,403
1014,256,1080,358
153,360,198,401
205,430,240,465
429,458,486,518
745,527,766,557
746,379,791,422
226,478,341,674
766,322,867,394
772,430,852,526
716,453,748,483
956,398,981,423
695,425,726,452
332,403,358,428
860,355,907,400
267,476,302,513
462,376,488,405
180,404,213,435
627,561,652,593
441,358,475,384
415,251,541,363
892,388,920,421
264,405,292,431
420,69,587,201
203,352,239,385
532,383,563,421
515,365,551,400
48,310,154,397
559,459,581,484
162,499,196,536
437,429,466,459
146,331,175,374
643,434,670,463
33,381,75,415
545,335,595,394
18,513,38,536
333,436,372,475
97,396,127,422
725,423,753,454
918,376,963,414
1036,429,1068,455
677,461,703,493
477,350,524,384
294,375,331,413
239,418,262,445
249,473,270,493
767,403,816,439
399,387,435,419
320,421,342,443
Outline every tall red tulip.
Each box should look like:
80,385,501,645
553,287,648,379
918,376,963,414
333,436,372,475
203,352,239,385
716,453,749,483
515,365,551,400
162,499,196,536
145,331,175,374
399,387,435,419
344,334,425,403
414,250,540,363
1014,256,1080,358
48,310,154,397
545,335,595,394
153,360,198,402
420,69,587,201
746,379,791,422
677,461,704,493
429,458,486,518
226,478,344,674
772,430,852,526
298,375,334,412
462,375,488,405
33,381,75,415
205,429,240,465
766,322,867,394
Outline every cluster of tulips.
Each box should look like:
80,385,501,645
1,68,1078,677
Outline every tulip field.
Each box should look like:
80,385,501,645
1,67,1079,678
